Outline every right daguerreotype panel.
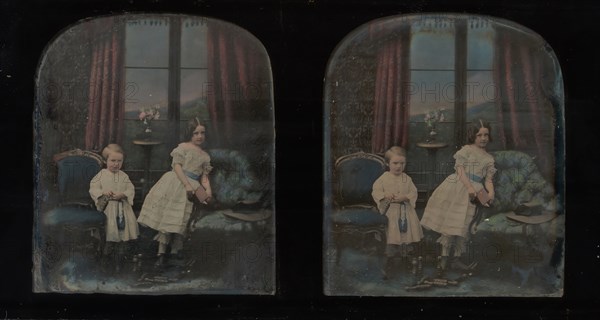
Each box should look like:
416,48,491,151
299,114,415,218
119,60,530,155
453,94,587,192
323,13,564,297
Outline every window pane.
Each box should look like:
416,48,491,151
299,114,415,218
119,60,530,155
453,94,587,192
467,21,495,70
125,18,169,67
181,18,208,68
180,69,209,120
409,70,455,121
410,18,455,70
466,70,496,122
124,68,169,118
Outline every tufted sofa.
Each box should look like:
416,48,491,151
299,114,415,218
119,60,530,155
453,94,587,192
188,148,273,232
485,150,556,214
182,148,274,292
206,149,267,209
472,150,563,288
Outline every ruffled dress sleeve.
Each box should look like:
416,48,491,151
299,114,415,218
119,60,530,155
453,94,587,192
170,145,186,167
483,156,497,181
453,145,470,169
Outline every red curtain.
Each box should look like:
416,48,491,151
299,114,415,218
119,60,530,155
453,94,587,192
370,26,411,154
207,21,261,148
493,29,554,175
84,17,124,152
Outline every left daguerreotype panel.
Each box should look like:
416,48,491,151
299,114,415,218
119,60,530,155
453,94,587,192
33,14,275,294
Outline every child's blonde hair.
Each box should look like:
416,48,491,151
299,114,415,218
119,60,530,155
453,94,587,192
384,146,407,163
101,143,124,160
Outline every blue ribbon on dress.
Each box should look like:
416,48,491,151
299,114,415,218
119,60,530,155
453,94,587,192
466,172,483,183
183,170,200,180
108,199,125,230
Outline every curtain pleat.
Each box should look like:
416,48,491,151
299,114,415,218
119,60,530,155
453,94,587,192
207,22,262,148
494,28,553,175
85,17,124,152
371,26,411,154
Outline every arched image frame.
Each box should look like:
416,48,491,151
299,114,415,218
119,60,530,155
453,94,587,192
33,13,276,295
323,13,565,297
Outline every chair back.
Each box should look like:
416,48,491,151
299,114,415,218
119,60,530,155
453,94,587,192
334,152,386,207
53,149,104,206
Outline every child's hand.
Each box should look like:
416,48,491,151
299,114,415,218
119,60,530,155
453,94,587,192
392,194,408,203
103,191,115,198
111,192,126,200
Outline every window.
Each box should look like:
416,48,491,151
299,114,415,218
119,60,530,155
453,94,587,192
408,17,495,149
124,18,170,119
409,18,456,122
124,17,209,141
466,21,495,122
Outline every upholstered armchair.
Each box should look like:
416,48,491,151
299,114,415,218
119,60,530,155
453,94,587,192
36,149,106,284
328,152,388,264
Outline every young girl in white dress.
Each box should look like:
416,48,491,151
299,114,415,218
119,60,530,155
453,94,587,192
137,118,213,267
372,146,423,278
420,120,496,273
89,144,139,272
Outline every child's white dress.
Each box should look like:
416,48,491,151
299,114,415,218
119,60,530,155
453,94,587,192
372,172,423,245
89,169,139,242
137,144,212,236
420,144,497,238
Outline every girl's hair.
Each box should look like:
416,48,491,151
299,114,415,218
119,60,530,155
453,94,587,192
183,118,208,141
384,146,407,163
101,143,124,160
466,119,493,144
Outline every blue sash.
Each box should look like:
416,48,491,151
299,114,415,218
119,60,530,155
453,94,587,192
183,170,200,180
466,172,483,183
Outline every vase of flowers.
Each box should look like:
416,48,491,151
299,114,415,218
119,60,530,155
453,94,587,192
139,104,161,136
424,108,445,142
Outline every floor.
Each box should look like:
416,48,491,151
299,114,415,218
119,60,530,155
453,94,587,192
35,207,563,297
35,211,275,295
324,225,564,297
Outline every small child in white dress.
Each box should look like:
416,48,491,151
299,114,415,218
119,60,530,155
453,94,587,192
89,144,139,273
372,146,423,278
